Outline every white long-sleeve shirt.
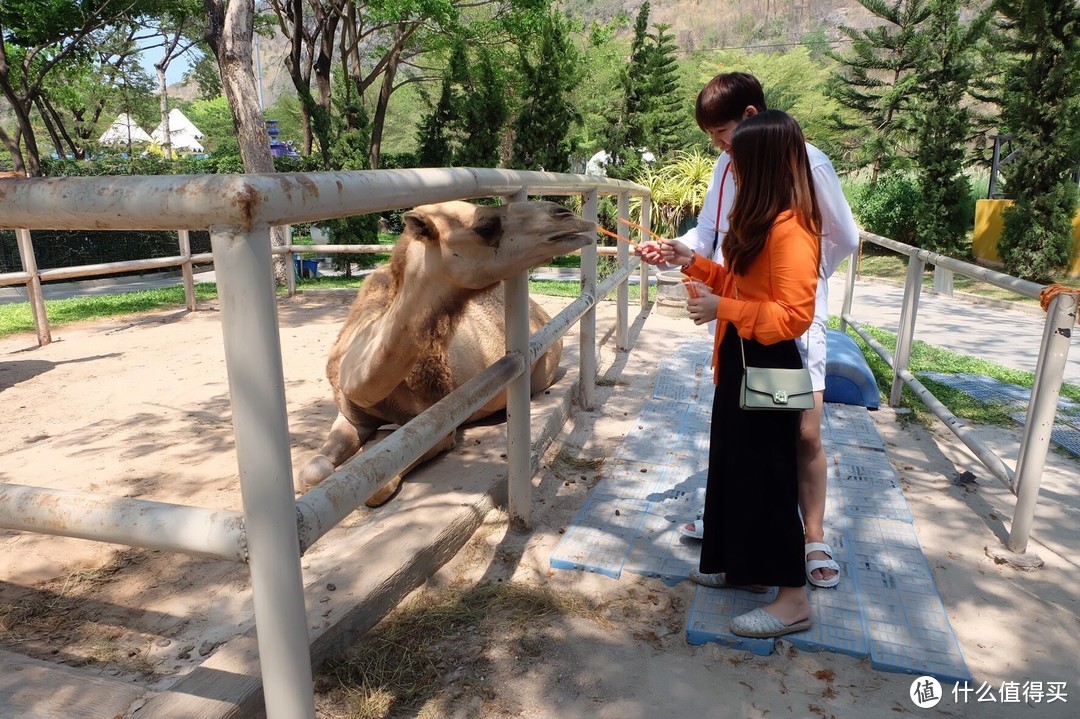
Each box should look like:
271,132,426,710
675,144,860,327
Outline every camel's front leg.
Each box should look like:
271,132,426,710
364,430,458,507
297,413,377,491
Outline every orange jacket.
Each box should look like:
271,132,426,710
681,210,821,384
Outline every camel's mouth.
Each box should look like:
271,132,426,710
548,230,593,251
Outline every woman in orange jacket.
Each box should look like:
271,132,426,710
652,110,821,638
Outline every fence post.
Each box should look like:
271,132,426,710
209,222,315,719
933,265,954,297
502,189,532,529
284,225,297,297
178,229,196,311
616,192,630,349
639,196,651,310
1008,291,1077,553
890,254,925,406
840,242,858,334
15,228,50,346
580,190,599,410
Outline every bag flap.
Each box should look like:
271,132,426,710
743,366,814,397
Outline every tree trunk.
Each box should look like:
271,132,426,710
0,124,25,175
157,65,172,160
368,34,402,170
205,0,286,284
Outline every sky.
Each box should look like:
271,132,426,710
136,40,194,88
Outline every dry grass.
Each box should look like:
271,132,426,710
316,580,609,719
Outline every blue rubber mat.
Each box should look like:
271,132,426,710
924,372,1080,458
550,336,971,683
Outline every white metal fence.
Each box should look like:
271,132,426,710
839,231,1078,556
0,168,652,718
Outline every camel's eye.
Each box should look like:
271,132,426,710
473,215,502,247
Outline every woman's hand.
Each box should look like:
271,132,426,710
686,293,719,325
633,239,694,267
633,240,665,265
660,240,693,267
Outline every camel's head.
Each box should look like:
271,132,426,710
399,200,594,289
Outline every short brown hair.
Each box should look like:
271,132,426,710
694,72,767,131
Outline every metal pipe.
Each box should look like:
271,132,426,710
579,191,599,410
859,230,1043,299
295,355,525,548
0,169,648,231
1009,292,1078,552
616,192,630,349
178,229,196,311
639,197,652,310
840,244,857,334
842,315,1016,489
0,483,247,561
209,223,314,719
38,255,197,282
890,254,925,406
14,228,49,345
502,190,532,529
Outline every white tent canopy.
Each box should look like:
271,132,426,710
98,113,153,145
151,108,205,154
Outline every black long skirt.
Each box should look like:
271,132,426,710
698,323,806,588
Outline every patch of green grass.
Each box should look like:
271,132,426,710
0,283,221,338
827,317,1080,428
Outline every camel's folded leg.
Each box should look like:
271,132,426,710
364,430,457,507
297,413,376,491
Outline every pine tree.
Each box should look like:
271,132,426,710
416,40,468,168
995,0,1080,281
642,23,686,158
608,1,652,169
826,0,932,182
910,0,990,255
510,11,581,172
416,75,456,168
455,47,508,168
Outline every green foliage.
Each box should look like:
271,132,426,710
996,0,1080,281
454,47,508,167
826,0,931,179
327,98,379,274
607,3,688,165
510,11,582,171
696,48,857,168
632,148,714,237
850,173,921,244
416,74,457,167
910,0,989,256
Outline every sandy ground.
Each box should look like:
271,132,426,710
1,289,1078,718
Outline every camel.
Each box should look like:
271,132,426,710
298,199,594,505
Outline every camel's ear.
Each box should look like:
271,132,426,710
402,210,438,241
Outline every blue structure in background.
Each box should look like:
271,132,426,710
824,329,880,409
267,120,300,159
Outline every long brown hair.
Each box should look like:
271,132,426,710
722,110,821,275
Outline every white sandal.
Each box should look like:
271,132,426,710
805,542,840,588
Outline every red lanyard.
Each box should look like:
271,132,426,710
711,161,731,257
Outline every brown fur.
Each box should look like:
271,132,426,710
299,200,594,505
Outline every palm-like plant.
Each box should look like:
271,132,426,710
632,148,715,238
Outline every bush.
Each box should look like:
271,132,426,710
850,173,921,245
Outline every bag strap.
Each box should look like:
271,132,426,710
711,162,731,257
735,283,747,370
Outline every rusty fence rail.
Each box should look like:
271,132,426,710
839,230,1077,557
0,168,652,719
